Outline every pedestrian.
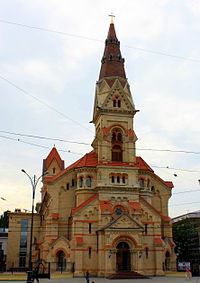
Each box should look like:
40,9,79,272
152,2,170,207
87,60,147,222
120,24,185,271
32,268,39,282
185,267,192,280
85,270,89,283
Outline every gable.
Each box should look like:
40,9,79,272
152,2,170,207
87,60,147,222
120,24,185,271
102,90,134,111
102,213,144,231
140,196,171,223
71,194,98,215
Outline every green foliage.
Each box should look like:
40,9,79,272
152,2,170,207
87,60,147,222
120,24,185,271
173,218,200,263
0,210,10,228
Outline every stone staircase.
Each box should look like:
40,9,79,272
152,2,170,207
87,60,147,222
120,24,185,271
106,270,149,279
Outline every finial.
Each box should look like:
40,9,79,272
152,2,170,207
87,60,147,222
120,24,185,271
54,144,56,148
109,13,115,24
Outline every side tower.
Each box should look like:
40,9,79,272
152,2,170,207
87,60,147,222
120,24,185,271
92,22,138,165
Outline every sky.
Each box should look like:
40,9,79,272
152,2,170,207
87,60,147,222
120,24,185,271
0,0,200,218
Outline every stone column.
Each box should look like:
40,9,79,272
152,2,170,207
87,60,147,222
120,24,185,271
97,231,105,277
130,249,138,271
154,248,164,276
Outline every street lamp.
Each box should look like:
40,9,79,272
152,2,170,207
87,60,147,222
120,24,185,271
21,169,48,283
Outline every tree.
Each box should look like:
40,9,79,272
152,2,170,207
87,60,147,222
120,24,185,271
173,217,200,275
0,210,10,228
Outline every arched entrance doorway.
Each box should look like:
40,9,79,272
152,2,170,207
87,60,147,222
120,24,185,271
164,251,170,271
56,251,66,271
116,242,131,271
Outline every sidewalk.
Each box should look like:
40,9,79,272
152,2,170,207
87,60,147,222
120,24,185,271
0,275,199,283
0,272,73,281
0,271,192,282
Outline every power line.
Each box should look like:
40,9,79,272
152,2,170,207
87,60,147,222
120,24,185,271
170,201,200,207
1,130,200,156
1,134,200,173
152,165,200,173
137,148,200,155
0,19,103,43
0,134,82,155
0,19,200,63
0,74,93,134
0,130,91,146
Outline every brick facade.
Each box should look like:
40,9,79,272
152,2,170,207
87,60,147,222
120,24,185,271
7,22,176,277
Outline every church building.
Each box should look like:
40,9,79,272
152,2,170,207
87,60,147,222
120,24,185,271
7,21,176,277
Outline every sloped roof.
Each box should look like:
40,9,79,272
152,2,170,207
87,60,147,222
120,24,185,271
71,194,98,215
99,23,126,80
44,151,98,183
44,150,172,188
140,196,171,222
43,146,64,171
135,156,154,172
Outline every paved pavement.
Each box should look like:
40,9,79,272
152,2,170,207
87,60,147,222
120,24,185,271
0,277,200,283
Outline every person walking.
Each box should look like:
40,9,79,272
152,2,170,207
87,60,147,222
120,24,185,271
85,270,90,283
32,268,39,282
185,267,192,280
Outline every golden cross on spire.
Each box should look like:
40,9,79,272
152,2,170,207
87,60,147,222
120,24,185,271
109,13,115,24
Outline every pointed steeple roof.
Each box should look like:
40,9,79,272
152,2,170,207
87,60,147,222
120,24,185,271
42,146,65,174
99,23,126,80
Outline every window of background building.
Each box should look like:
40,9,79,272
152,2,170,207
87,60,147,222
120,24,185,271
19,219,28,267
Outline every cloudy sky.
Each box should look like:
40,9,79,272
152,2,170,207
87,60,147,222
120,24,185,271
0,0,200,218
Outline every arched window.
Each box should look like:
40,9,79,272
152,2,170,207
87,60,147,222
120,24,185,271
144,224,148,235
80,177,83,187
112,132,117,142
52,168,56,174
151,186,155,192
139,179,145,188
88,247,92,258
145,247,149,259
57,251,66,271
86,176,92,187
113,95,121,108
89,223,92,234
111,128,123,162
112,145,122,162
117,132,122,142
165,251,170,270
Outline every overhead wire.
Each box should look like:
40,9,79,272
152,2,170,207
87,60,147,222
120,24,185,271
0,74,93,134
0,134,200,173
0,19,200,63
0,134,82,155
1,130,200,156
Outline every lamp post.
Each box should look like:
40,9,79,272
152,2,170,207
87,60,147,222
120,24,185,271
21,169,47,283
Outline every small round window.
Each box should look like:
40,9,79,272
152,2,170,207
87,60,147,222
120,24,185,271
115,207,123,215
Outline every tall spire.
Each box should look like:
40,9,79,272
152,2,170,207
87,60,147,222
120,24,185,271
99,22,126,80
